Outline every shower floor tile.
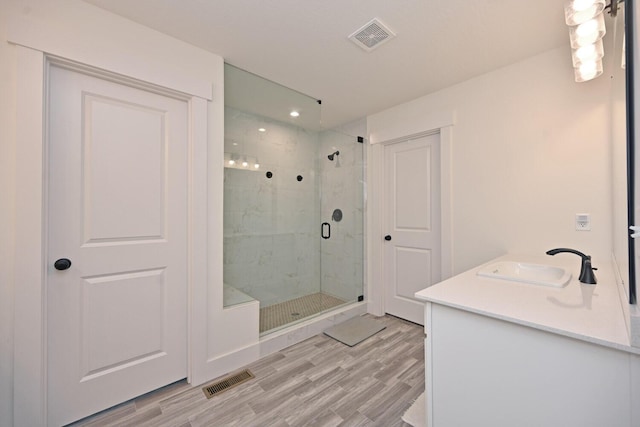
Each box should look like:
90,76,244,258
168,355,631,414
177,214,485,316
260,292,347,333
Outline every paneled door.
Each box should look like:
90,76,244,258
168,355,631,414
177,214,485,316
384,133,441,324
47,63,188,426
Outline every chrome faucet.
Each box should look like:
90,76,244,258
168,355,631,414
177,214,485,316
546,248,597,284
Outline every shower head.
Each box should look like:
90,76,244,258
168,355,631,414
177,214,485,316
328,150,340,161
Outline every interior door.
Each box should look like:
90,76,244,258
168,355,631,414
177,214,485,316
47,63,188,426
384,133,441,324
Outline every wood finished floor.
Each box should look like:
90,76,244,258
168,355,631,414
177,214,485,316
69,314,424,427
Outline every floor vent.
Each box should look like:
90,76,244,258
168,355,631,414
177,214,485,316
348,18,396,52
202,369,254,399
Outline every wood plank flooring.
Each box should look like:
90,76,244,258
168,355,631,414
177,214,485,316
69,314,424,427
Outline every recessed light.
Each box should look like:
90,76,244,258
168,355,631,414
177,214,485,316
290,111,300,118
258,128,266,132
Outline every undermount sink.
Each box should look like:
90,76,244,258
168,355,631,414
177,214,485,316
476,261,572,288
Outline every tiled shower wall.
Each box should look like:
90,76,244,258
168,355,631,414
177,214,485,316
224,107,365,307
224,107,320,307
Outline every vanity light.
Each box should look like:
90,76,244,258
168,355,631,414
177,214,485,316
228,159,235,166
290,111,300,118
564,0,609,82
254,163,260,169
564,0,605,26
242,160,249,167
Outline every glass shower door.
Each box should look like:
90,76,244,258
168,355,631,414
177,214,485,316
319,130,365,306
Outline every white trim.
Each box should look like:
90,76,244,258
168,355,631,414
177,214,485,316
367,142,385,316
368,109,455,145
188,96,209,385
7,16,213,100
367,113,454,317
13,48,209,426
439,125,454,279
424,302,434,427
14,45,46,427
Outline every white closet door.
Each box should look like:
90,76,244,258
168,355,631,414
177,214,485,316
384,133,441,324
47,64,188,426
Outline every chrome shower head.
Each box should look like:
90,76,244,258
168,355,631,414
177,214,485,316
328,150,340,161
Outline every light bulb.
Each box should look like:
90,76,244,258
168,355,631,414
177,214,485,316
574,59,603,82
573,0,596,12
571,39,603,67
576,19,598,37
258,128,266,132
254,163,260,169
242,161,248,167
569,13,605,48
228,159,235,165
290,111,300,117
564,0,604,26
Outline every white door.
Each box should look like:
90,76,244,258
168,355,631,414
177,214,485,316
384,133,441,324
47,64,188,426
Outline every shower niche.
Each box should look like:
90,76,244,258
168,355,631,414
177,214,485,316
223,64,365,335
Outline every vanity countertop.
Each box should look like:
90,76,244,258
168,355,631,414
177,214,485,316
415,254,639,355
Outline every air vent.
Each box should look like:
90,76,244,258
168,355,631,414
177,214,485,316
202,369,254,399
348,18,396,52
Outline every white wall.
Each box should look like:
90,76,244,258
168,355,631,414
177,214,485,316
369,46,613,274
1,1,235,425
0,5,17,427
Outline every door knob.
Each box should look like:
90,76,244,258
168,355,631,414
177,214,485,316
54,258,72,271
384,235,392,241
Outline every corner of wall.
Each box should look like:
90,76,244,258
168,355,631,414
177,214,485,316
0,6,18,426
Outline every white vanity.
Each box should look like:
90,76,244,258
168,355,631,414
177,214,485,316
415,254,640,427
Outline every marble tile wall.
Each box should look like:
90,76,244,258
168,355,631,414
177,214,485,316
223,107,365,308
224,107,321,307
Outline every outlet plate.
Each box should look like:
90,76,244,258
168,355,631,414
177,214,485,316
575,213,591,231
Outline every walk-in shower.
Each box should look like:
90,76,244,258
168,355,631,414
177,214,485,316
223,64,365,334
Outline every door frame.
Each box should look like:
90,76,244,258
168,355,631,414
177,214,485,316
368,118,454,318
12,45,210,426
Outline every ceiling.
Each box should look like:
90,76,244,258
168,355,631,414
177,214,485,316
83,0,569,129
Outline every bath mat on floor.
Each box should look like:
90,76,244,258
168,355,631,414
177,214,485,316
401,392,426,427
323,316,386,347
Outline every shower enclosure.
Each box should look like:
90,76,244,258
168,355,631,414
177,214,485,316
223,64,365,334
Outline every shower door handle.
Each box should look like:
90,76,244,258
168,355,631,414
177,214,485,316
321,222,331,239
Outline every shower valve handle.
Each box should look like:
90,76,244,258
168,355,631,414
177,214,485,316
322,222,331,239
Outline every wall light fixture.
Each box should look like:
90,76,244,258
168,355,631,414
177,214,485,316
564,0,607,82
565,0,625,82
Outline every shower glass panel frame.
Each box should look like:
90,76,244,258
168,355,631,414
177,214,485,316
222,64,365,335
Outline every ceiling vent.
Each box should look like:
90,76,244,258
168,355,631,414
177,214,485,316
348,18,396,52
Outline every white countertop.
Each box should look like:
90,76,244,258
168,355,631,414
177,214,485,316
415,254,639,355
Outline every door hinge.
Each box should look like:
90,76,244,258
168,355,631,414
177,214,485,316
630,225,640,238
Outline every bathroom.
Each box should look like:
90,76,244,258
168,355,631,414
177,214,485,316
1,0,638,425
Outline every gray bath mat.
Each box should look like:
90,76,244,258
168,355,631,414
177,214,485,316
324,316,386,347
